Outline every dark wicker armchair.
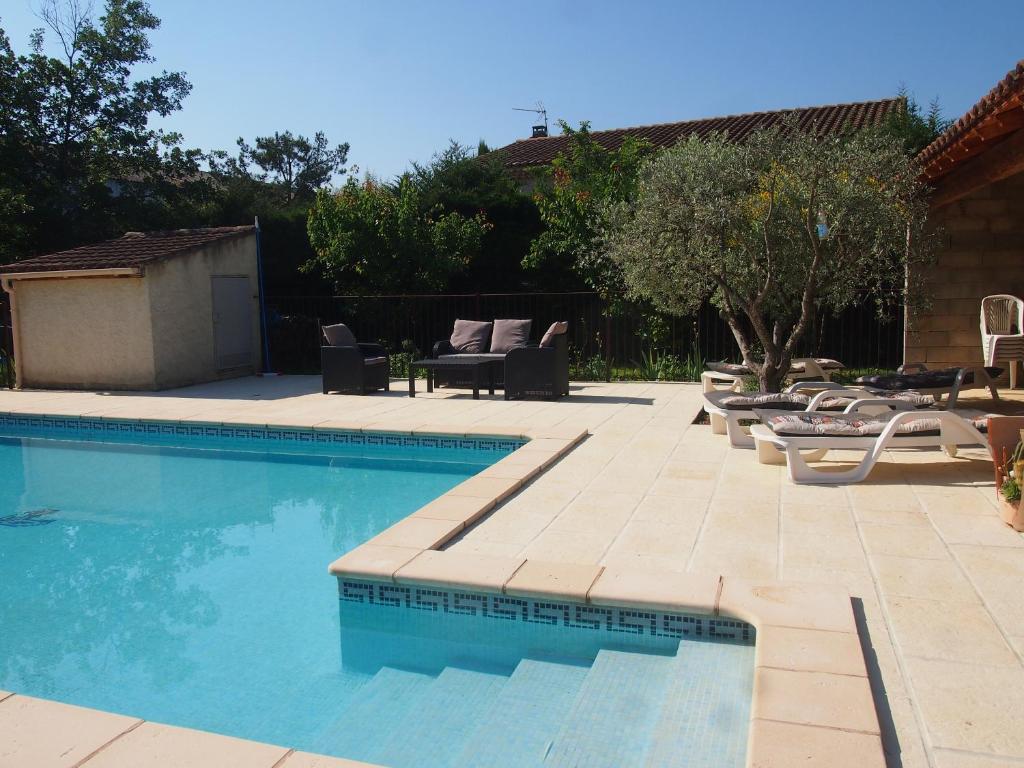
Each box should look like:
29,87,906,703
321,323,390,395
504,333,569,401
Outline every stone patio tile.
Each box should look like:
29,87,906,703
782,502,858,533
521,529,612,564
752,668,879,733
657,461,720,481
464,510,556,545
847,484,921,511
0,691,11,703
446,475,522,503
882,692,931,768
756,625,868,676
852,506,930,527
747,718,885,768
933,749,1024,767
904,656,1024,757
859,522,951,560
885,596,1018,666
504,560,603,601
452,538,528,558
327,544,422,580
280,752,382,768
81,721,288,767
689,540,778,581
952,545,1024,636
782,531,872,573
602,519,700,560
599,551,689,573
394,550,525,592
929,510,1024,548
410,495,495,524
630,495,708,525
588,567,718,613
368,517,464,549
718,579,856,633
870,554,980,603
647,475,718,499
0,695,141,768
916,490,1000,516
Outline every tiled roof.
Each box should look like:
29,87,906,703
918,61,1024,179
0,226,256,275
490,99,900,169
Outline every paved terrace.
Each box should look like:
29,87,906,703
0,377,1022,768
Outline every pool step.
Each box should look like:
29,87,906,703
455,657,591,768
644,641,755,768
308,666,433,761
543,648,677,768
374,665,508,768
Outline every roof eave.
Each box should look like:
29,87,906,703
0,267,144,282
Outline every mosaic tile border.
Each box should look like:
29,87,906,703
339,578,755,644
0,413,526,453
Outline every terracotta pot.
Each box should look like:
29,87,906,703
999,497,1024,532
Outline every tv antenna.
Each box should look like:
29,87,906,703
513,101,548,137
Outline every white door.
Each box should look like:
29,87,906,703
211,276,253,371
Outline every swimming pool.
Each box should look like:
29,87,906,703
0,416,754,767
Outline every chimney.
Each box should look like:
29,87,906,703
532,124,548,138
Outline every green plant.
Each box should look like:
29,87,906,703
1002,477,1021,503
387,339,421,379
603,118,935,392
1000,439,1024,502
569,351,609,382
0,349,13,389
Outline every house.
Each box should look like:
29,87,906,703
906,61,1024,373
490,98,901,189
0,226,262,391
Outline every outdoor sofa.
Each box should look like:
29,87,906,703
431,319,570,400
320,323,390,395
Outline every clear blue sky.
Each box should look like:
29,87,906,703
3,0,1023,180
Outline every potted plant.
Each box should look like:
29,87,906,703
996,430,1024,532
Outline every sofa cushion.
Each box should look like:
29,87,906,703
363,356,388,366
322,323,357,347
540,321,569,348
490,319,532,353
450,319,492,354
705,390,809,411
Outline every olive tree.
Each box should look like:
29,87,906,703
602,123,933,391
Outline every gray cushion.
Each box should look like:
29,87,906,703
323,323,357,347
363,356,387,366
707,361,751,376
790,358,845,372
439,353,506,361
705,390,809,411
540,321,568,348
490,319,532,353
450,319,492,354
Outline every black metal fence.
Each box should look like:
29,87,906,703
264,292,904,376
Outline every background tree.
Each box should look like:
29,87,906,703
411,140,540,291
603,123,934,391
210,130,349,206
0,0,194,254
305,176,491,294
525,121,652,300
881,87,949,155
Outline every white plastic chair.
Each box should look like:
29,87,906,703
981,294,1024,388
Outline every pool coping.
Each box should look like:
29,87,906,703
0,409,886,768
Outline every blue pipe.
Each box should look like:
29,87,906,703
255,216,272,373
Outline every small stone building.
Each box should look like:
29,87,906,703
907,61,1024,374
0,226,262,390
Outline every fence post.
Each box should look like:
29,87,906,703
604,310,612,383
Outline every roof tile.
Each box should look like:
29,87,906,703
0,226,256,275
490,99,900,169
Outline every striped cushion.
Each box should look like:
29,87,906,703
705,391,810,411
756,409,992,437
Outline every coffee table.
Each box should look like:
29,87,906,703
408,357,500,399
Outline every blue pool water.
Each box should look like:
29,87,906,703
0,417,754,767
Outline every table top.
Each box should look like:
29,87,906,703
410,357,500,369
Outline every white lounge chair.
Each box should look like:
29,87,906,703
981,294,1024,389
855,363,999,403
749,403,991,484
701,357,843,393
703,384,935,447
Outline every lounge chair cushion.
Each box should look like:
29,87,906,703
707,362,751,376
854,367,964,390
322,323,358,347
490,319,532,353
816,389,936,410
450,319,493,354
705,390,810,411
790,358,845,372
540,321,569,348
756,409,992,438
